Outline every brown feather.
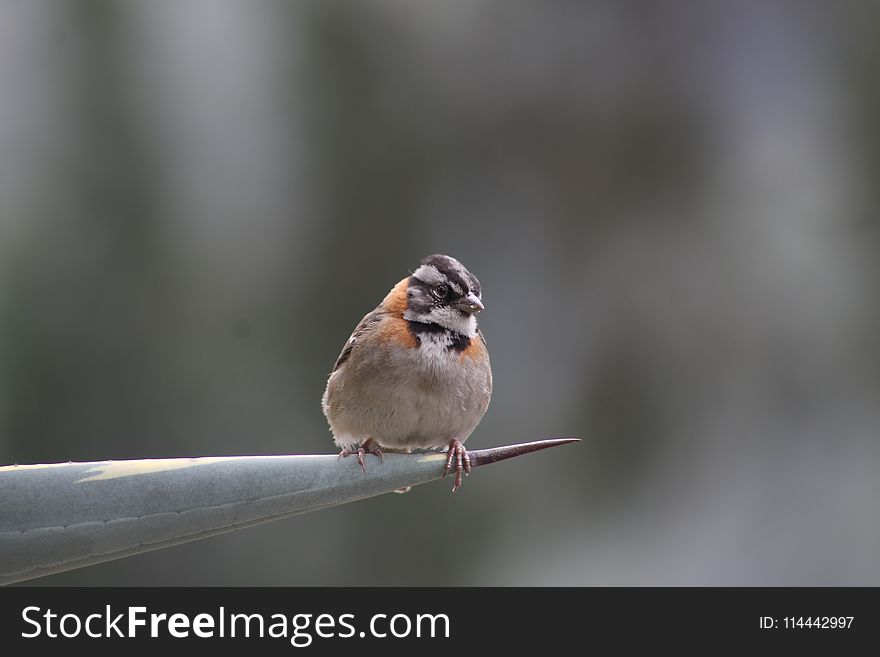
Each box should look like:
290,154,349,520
459,331,488,361
377,315,419,349
382,277,410,317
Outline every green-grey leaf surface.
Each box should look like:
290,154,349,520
0,438,578,585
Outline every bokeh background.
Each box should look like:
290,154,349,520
2,0,879,586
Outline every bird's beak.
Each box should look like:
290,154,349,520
453,293,484,314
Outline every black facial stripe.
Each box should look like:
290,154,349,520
407,276,434,293
408,321,447,335
409,274,462,294
410,272,469,294
406,278,433,311
407,321,472,352
418,256,472,295
412,255,482,309
440,269,469,296
448,333,471,352
408,275,465,308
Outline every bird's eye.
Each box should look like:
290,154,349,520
433,284,449,300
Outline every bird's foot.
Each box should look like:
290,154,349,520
442,439,472,493
338,437,384,473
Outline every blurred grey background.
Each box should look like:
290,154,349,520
2,0,879,586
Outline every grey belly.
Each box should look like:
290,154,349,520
325,369,488,450
372,384,480,449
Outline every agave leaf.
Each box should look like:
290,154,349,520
0,438,579,585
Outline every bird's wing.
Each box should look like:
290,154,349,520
330,306,386,373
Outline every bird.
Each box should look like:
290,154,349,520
322,254,492,492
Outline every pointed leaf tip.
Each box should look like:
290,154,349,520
468,437,581,469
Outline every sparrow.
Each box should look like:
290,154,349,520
322,254,492,492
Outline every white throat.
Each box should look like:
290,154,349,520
404,307,478,338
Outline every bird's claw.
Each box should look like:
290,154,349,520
338,438,384,473
442,439,472,492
